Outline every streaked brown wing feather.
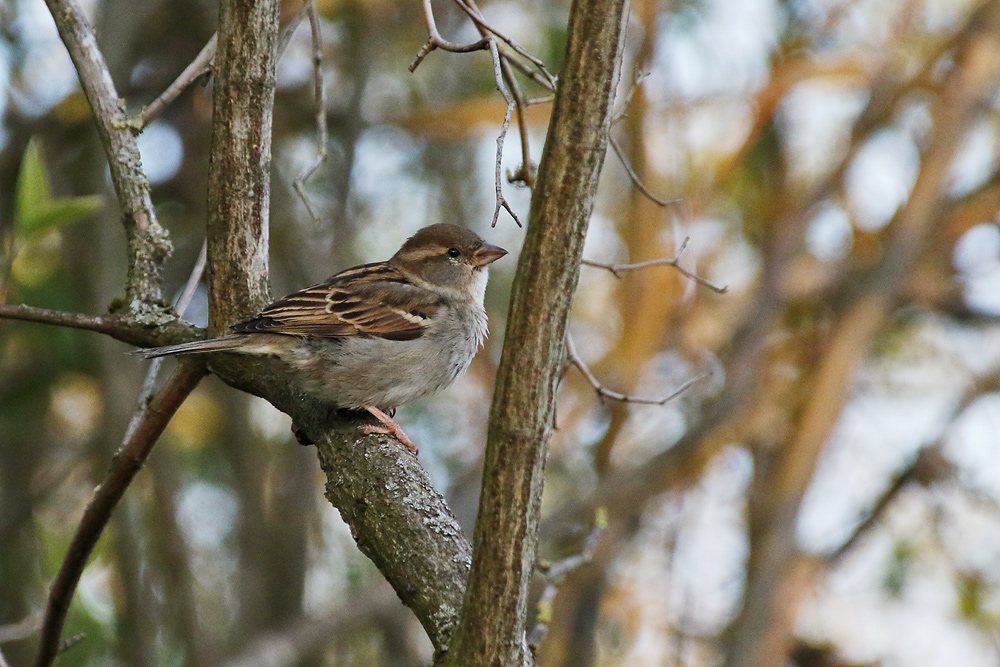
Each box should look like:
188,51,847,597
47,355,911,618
231,262,441,340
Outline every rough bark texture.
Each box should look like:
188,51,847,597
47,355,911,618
440,1,631,664
42,0,172,317
201,0,472,651
206,0,279,331
203,357,473,651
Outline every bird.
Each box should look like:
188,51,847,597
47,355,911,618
135,223,508,454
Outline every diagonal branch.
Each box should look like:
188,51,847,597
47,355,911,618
43,0,172,315
140,34,217,129
34,360,208,667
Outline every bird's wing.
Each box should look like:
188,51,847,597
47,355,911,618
230,263,442,341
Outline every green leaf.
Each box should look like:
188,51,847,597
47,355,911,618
14,137,51,225
14,137,104,237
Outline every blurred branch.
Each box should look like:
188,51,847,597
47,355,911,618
291,1,328,225
220,584,402,667
43,0,172,315
567,334,709,405
725,6,1000,665
528,508,607,652
0,303,202,347
440,0,630,663
608,135,682,207
139,3,311,131
140,33,217,129
34,360,208,667
582,237,729,293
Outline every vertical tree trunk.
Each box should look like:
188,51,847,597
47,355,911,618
440,1,631,664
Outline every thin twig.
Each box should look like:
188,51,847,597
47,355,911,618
140,34,217,129
140,2,308,131
34,360,208,667
454,0,557,89
487,39,522,227
528,508,608,652
582,237,729,294
609,134,681,208
409,0,490,72
125,241,207,443
567,334,710,405
292,1,329,225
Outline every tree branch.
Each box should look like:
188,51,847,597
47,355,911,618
0,303,202,348
582,237,729,293
201,0,473,653
34,360,208,667
291,1,329,224
43,0,172,316
440,0,630,663
140,33,217,129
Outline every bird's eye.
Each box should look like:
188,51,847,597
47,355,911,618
447,248,461,258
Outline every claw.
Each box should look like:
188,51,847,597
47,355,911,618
363,406,418,454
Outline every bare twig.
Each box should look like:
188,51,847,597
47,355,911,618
35,360,208,667
487,40,522,227
582,237,729,293
140,4,309,131
607,71,682,209
292,1,329,225
609,134,682,208
126,241,207,443
140,34,217,129
454,0,557,89
528,508,608,651
409,0,490,72
567,334,709,406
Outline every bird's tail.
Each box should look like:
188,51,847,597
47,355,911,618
133,335,251,359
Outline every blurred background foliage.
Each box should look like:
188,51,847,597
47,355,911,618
3,0,1000,665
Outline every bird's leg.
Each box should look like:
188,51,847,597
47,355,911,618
362,406,418,454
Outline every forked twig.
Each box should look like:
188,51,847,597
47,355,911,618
528,508,608,651
567,334,710,406
608,71,683,209
582,237,729,294
487,39,522,227
410,0,490,71
292,1,329,224
454,0,556,89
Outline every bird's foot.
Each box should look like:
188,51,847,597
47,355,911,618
363,406,418,454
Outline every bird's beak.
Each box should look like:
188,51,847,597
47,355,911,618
471,243,508,267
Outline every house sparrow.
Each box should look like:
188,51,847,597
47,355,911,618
136,224,507,453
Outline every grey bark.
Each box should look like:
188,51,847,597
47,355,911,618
439,0,631,664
